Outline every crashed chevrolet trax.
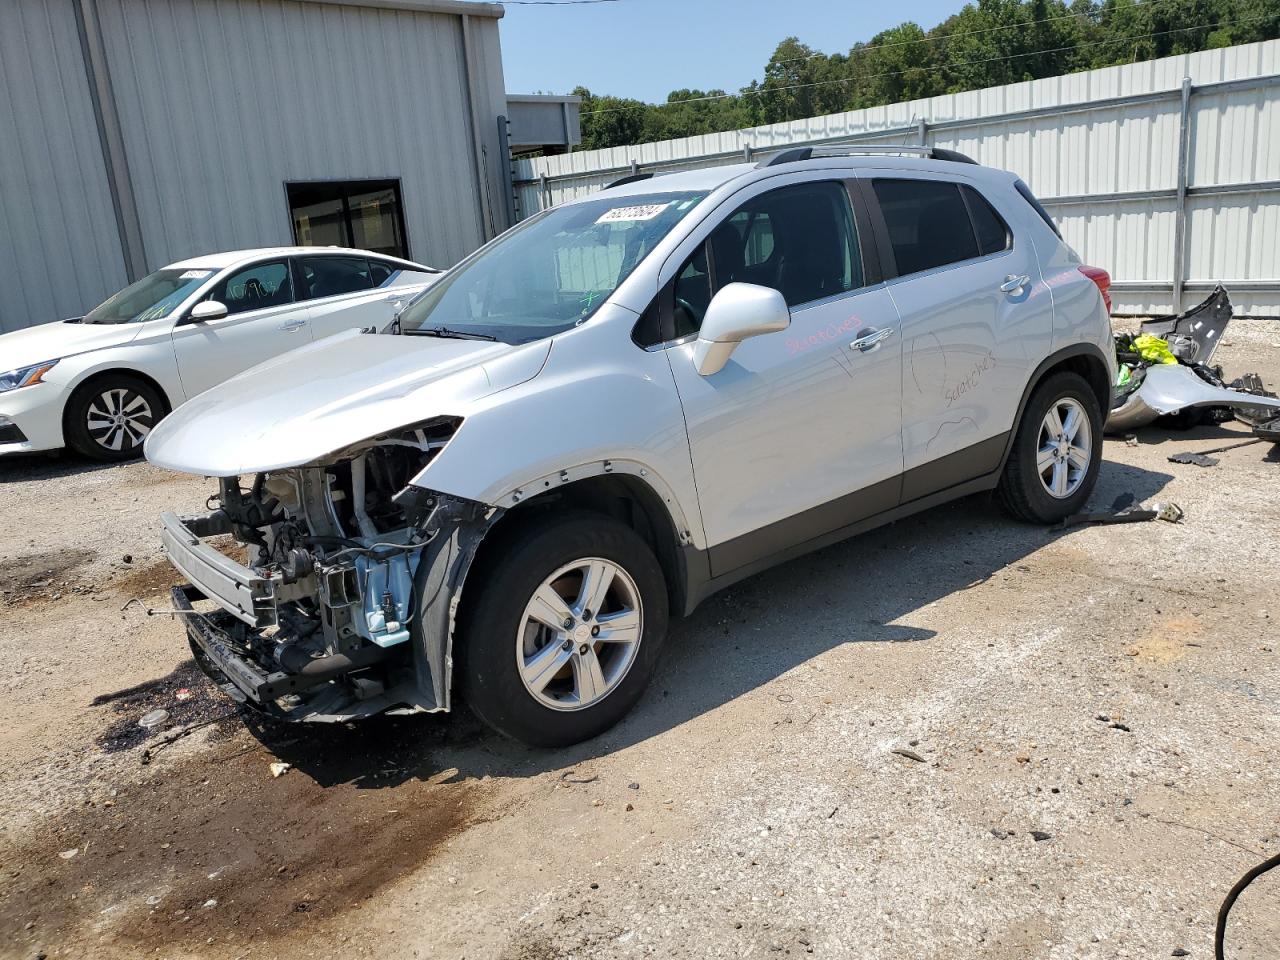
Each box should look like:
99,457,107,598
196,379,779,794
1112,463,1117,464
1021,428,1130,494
145,147,1115,746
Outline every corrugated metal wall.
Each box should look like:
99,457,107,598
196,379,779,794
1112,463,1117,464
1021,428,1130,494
0,0,509,334
515,39,1280,317
0,0,129,334
97,0,499,273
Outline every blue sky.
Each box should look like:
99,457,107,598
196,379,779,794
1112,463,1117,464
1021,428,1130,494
498,0,967,102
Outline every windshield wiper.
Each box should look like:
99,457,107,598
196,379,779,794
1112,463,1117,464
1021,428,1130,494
406,326,498,342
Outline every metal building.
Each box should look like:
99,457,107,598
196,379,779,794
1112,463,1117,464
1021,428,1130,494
0,0,530,334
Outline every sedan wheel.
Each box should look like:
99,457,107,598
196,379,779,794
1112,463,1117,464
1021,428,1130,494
85,387,155,454
65,376,165,461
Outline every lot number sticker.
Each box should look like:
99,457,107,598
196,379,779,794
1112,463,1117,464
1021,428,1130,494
596,203,670,224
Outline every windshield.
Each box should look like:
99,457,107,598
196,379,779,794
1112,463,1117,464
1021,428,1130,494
82,268,216,324
398,191,708,343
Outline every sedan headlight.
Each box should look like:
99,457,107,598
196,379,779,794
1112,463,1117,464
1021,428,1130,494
0,360,59,393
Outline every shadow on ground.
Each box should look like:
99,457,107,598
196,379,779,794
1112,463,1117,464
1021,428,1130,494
0,454,1174,956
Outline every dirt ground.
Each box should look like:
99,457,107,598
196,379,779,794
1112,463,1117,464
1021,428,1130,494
1,321,1279,960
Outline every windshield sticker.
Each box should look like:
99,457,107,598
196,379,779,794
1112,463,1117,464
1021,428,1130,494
180,270,213,280
596,203,670,224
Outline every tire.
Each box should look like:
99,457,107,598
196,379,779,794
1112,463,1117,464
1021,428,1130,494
997,371,1103,524
64,375,165,462
457,511,669,747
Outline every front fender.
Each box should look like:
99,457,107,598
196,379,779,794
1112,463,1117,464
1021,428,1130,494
409,311,707,549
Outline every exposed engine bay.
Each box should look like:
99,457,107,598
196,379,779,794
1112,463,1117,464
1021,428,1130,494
162,419,498,722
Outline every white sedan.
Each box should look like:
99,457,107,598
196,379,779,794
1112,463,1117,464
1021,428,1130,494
0,247,438,460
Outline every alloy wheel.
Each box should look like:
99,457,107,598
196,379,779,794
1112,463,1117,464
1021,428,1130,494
516,557,643,711
1037,397,1092,499
85,387,155,453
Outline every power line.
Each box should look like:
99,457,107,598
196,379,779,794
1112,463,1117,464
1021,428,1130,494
580,14,1270,118
770,0,1179,66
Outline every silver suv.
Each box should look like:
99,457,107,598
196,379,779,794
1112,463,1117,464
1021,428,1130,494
147,146,1115,746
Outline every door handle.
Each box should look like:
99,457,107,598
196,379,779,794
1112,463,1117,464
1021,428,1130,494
279,319,308,331
1000,274,1030,293
850,327,894,352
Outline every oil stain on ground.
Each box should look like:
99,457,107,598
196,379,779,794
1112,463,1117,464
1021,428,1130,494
0,716,491,957
0,547,97,606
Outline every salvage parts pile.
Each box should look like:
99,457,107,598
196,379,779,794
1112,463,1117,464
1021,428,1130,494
160,418,496,722
1107,286,1280,434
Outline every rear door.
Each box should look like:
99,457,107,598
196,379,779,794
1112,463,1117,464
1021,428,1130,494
858,172,1052,498
296,255,418,338
660,175,904,576
170,258,309,398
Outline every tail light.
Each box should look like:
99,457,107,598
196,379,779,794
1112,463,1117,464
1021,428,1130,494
1078,265,1111,313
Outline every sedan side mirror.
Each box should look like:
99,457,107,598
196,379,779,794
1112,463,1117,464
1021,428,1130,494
693,283,790,376
188,300,228,323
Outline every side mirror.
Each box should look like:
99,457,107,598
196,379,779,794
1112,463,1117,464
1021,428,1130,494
693,283,790,376
188,300,228,323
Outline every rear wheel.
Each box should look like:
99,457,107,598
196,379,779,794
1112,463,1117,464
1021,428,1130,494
457,513,668,747
998,371,1103,524
65,375,164,461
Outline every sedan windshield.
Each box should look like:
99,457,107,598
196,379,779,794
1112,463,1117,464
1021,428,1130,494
398,191,708,343
82,268,216,324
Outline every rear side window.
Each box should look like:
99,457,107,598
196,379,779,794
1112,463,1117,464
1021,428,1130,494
963,186,1010,256
873,179,979,276
369,261,397,286
1014,179,1062,238
298,256,374,300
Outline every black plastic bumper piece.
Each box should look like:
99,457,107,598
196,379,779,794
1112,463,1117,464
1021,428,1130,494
0,423,28,443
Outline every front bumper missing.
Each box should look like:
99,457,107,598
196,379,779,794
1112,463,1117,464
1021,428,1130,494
160,512,276,627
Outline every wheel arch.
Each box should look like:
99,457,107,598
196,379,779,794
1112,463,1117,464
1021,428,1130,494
999,343,1111,470
62,366,174,432
467,472,693,620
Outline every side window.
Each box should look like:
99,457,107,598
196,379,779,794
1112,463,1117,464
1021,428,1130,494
672,245,712,338
298,256,374,300
369,260,397,286
211,260,293,316
711,181,863,309
872,179,979,276
963,186,1010,256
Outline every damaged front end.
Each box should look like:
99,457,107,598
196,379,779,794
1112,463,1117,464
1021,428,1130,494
161,419,498,722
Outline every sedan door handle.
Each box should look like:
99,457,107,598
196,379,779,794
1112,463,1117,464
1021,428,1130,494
850,327,894,352
279,319,308,331
1000,274,1031,293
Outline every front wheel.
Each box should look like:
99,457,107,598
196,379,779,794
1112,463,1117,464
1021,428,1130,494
457,513,669,747
997,371,1103,524
64,375,164,461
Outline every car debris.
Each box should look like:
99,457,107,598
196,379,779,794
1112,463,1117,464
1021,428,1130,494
1168,437,1264,468
1059,501,1184,529
1108,287,1280,433
269,761,291,778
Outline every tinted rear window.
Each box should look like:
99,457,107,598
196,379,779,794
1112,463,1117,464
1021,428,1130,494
873,179,978,276
963,186,1010,256
1015,179,1061,238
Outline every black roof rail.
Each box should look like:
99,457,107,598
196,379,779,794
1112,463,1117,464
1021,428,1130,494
605,172,655,189
756,144,978,168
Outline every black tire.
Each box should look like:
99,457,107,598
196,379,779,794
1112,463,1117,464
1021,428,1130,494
64,375,165,461
997,371,1103,524
457,512,669,748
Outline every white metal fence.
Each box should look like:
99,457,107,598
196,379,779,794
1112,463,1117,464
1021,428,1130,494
512,39,1280,317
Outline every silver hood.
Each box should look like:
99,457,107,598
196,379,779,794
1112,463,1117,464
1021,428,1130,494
144,329,551,476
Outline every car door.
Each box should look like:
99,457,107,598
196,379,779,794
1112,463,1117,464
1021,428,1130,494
661,176,904,577
859,173,1053,498
296,254,408,339
169,258,311,399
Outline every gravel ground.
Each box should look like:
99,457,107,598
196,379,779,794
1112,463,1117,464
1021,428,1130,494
1,320,1278,960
